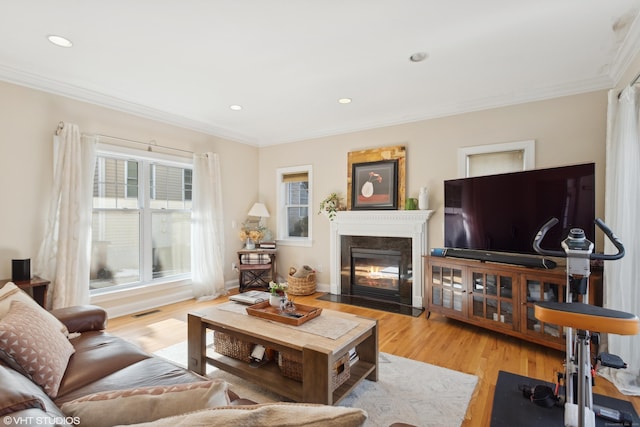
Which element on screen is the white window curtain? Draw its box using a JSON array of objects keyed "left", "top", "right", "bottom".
[
  {"left": 599, "top": 87, "right": 640, "bottom": 395},
  {"left": 35, "top": 123, "right": 97, "bottom": 309},
  {"left": 191, "top": 152, "right": 225, "bottom": 300}
]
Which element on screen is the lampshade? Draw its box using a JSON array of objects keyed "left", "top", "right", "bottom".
[{"left": 248, "top": 202, "right": 270, "bottom": 218}]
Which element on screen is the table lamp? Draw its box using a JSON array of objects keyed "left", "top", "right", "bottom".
[{"left": 248, "top": 202, "right": 270, "bottom": 227}]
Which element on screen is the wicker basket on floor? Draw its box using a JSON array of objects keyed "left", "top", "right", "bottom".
[
  {"left": 213, "top": 331, "right": 253, "bottom": 363},
  {"left": 277, "top": 350, "right": 350, "bottom": 391},
  {"left": 287, "top": 267, "right": 316, "bottom": 295}
]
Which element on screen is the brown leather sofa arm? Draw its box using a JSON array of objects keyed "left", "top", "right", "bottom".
[{"left": 50, "top": 305, "right": 108, "bottom": 333}]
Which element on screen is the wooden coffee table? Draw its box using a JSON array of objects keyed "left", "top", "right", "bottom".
[{"left": 187, "top": 303, "right": 378, "bottom": 405}]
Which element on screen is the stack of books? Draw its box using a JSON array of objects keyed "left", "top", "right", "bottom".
[
  {"left": 259, "top": 242, "right": 276, "bottom": 249},
  {"left": 229, "top": 290, "right": 271, "bottom": 305}
]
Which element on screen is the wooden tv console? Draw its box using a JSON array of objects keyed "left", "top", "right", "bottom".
[{"left": 423, "top": 255, "right": 602, "bottom": 350}]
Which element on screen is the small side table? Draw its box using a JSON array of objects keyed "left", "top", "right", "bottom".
[
  {"left": 237, "top": 248, "right": 277, "bottom": 292},
  {"left": 0, "top": 277, "right": 50, "bottom": 308}
]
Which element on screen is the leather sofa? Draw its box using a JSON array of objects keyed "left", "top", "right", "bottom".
[
  {"left": 0, "top": 303, "right": 372, "bottom": 427},
  {"left": 0, "top": 305, "right": 249, "bottom": 427}
]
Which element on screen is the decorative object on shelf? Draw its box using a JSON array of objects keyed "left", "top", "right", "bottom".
[
  {"left": 269, "top": 293, "right": 283, "bottom": 307},
  {"left": 281, "top": 296, "right": 296, "bottom": 312},
  {"left": 239, "top": 202, "right": 270, "bottom": 248},
  {"left": 350, "top": 159, "right": 399, "bottom": 210},
  {"left": 418, "top": 187, "right": 429, "bottom": 210},
  {"left": 259, "top": 241, "right": 276, "bottom": 249},
  {"left": 347, "top": 145, "right": 406, "bottom": 210},
  {"left": 245, "top": 238, "right": 256, "bottom": 250},
  {"left": 239, "top": 227, "right": 264, "bottom": 248},
  {"left": 268, "top": 281, "right": 288, "bottom": 295},
  {"left": 268, "top": 280, "right": 288, "bottom": 308},
  {"left": 268, "top": 280, "right": 288, "bottom": 307},
  {"left": 405, "top": 197, "right": 417, "bottom": 210},
  {"left": 318, "top": 192, "right": 342, "bottom": 220}
]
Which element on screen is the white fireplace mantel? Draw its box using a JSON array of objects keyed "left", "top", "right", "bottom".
[{"left": 330, "top": 210, "right": 434, "bottom": 308}]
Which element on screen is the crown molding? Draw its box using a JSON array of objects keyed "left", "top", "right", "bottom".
[
  {"left": 270, "top": 76, "right": 613, "bottom": 146},
  {"left": 608, "top": 11, "right": 640, "bottom": 87},
  {"left": 0, "top": 64, "right": 258, "bottom": 146},
  {"left": 0, "top": 63, "right": 617, "bottom": 147}
]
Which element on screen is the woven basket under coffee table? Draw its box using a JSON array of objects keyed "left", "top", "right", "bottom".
[
  {"left": 213, "top": 331, "right": 253, "bottom": 363},
  {"left": 278, "top": 350, "right": 350, "bottom": 391},
  {"left": 287, "top": 267, "right": 316, "bottom": 295}
]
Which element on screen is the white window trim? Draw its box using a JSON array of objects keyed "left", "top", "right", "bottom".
[
  {"left": 91, "top": 143, "right": 193, "bottom": 295},
  {"left": 276, "top": 164, "right": 313, "bottom": 247},
  {"left": 457, "top": 140, "right": 535, "bottom": 178}
]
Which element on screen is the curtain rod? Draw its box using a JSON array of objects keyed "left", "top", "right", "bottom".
[
  {"left": 54, "top": 121, "right": 193, "bottom": 156},
  {"left": 617, "top": 71, "right": 640, "bottom": 98},
  {"left": 93, "top": 133, "right": 194, "bottom": 156}
]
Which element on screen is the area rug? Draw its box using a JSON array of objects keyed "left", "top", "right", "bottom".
[
  {"left": 155, "top": 339, "right": 478, "bottom": 427},
  {"left": 491, "top": 370, "right": 640, "bottom": 427}
]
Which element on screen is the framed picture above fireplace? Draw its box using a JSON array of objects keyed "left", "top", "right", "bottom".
[
  {"left": 351, "top": 159, "right": 398, "bottom": 210},
  {"left": 347, "top": 145, "right": 406, "bottom": 210}
]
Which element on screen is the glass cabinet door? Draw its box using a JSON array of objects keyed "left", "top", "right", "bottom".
[
  {"left": 523, "top": 275, "right": 566, "bottom": 343},
  {"left": 470, "top": 270, "right": 515, "bottom": 329},
  {"left": 428, "top": 262, "right": 466, "bottom": 316}
]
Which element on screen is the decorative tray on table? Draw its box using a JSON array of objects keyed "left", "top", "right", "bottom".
[{"left": 246, "top": 301, "right": 322, "bottom": 326}]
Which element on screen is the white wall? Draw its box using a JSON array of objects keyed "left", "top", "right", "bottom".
[
  {"left": 258, "top": 91, "right": 609, "bottom": 287},
  {"left": 0, "top": 80, "right": 258, "bottom": 314},
  {"left": 0, "top": 76, "right": 631, "bottom": 313}
]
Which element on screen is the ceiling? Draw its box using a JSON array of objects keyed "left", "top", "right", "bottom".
[{"left": 1, "top": 1, "right": 640, "bottom": 147}]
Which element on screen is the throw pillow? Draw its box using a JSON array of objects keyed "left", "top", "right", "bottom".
[
  {"left": 0, "top": 365, "right": 46, "bottom": 416},
  {"left": 0, "top": 300, "right": 75, "bottom": 398},
  {"left": 114, "top": 403, "right": 367, "bottom": 427},
  {"left": 61, "top": 380, "right": 229, "bottom": 427},
  {"left": 0, "top": 393, "right": 45, "bottom": 417},
  {"left": 0, "top": 282, "right": 70, "bottom": 337}
]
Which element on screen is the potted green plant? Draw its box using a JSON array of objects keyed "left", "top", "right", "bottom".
[
  {"left": 268, "top": 281, "right": 288, "bottom": 307},
  {"left": 318, "top": 192, "right": 341, "bottom": 220}
]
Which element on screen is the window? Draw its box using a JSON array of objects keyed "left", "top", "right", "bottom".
[
  {"left": 458, "top": 140, "right": 535, "bottom": 178},
  {"left": 276, "top": 165, "right": 312, "bottom": 246},
  {"left": 90, "top": 146, "right": 192, "bottom": 292}
]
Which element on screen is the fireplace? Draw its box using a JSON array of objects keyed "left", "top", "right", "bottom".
[
  {"left": 341, "top": 236, "right": 412, "bottom": 305},
  {"left": 329, "top": 210, "right": 433, "bottom": 309},
  {"left": 351, "top": 248, "right": 402, "bottom": 298}
]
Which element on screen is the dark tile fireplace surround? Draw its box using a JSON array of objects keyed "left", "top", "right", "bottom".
[
  {"left": 340, "top": 235, "right": 412, "bottom": 305},
  {"left": 319, "top": 234, "right": 423, "bottom": 316}
]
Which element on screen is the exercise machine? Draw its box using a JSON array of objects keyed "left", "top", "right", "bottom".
[{"left": 532, "top": 218, "right": 639, "bottom": 427}]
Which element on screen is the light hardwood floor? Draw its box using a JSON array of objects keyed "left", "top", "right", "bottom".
[{"left": 107, "top": 292, "right": 640, "bottom": 427}]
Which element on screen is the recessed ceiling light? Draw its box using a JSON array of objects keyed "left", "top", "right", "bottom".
[
  {"left": 338, "top": 98, "right": 352, "bottom": 104},
  {"left": 409, "top": 52, "right": 428, "bottom": 62},
  {"left": 47, "top": 35, "right": 73, "bottom": 48},
  {"left": 229, "top": 104, "right": 243, "bottom": 111}
]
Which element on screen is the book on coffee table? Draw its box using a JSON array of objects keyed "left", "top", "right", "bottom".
[{"left": 229, "top": 290, "right": 271, "bottom": 305}]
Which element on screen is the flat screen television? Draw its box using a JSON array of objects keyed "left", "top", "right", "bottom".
[{"left": 444, "top": 163, "right": 595, "bottom": 256}]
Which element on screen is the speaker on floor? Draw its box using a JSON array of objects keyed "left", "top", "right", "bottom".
[{"left": 12, "top": 259, "right": 31, "bottom": 282}]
